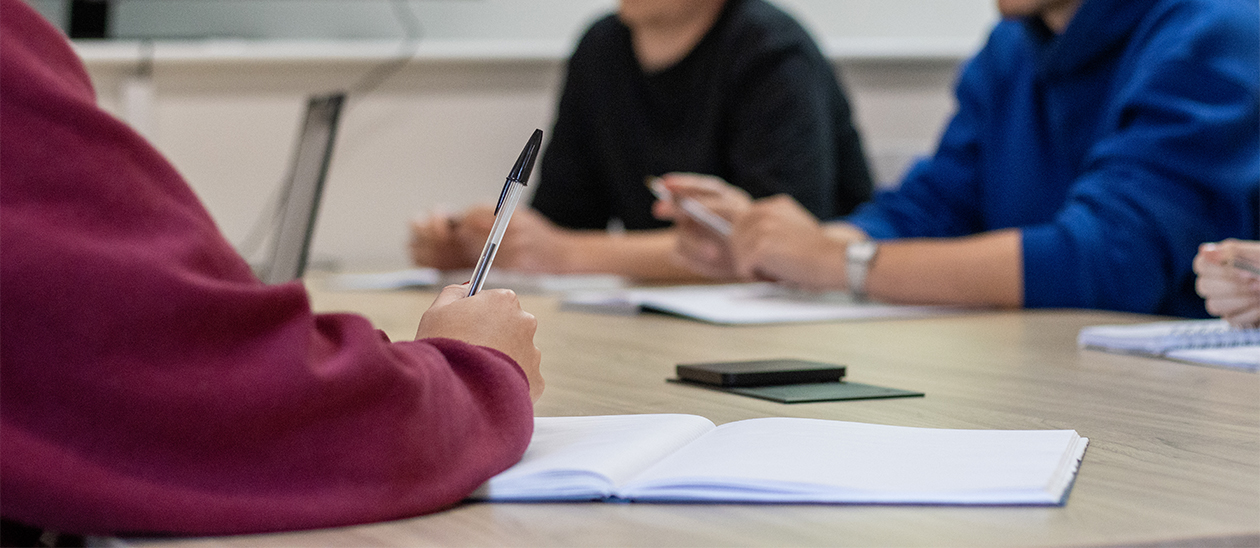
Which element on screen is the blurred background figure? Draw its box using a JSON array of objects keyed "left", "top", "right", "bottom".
[
  {"left": 661, "top": 0, "right": 1259, "bottom": 317},
  {"left": 410, "top": 0, "right": 872, "bottom": 281}
]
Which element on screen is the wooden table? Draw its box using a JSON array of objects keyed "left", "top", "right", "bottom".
[{"left": 121, "top": 284, "right": 1260, "bottom": 547}]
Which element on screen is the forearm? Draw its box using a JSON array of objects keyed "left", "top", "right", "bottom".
[
  {"left": 864, "top": 229, "right": 1023, "bottom": 308},
  {"left": 823, "top": 222, "right": 869, "bottom": 243},
  {"left": 563, "top": 229, "right": 707, "bottom": 281}
]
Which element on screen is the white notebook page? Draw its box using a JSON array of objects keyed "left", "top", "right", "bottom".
[
  {"left": 472, "top": 414, "right": 713, "bottom": 500},
  {"left": 623, "top": 417, "right": 1086, "bottom": 504}
]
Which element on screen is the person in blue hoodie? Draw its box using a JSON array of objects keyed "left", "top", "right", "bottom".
[{"left": 657, "top": 0, "right": 1259, "bottom": 317}]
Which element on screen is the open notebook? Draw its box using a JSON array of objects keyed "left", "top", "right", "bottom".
[
  {"left": 1078, "top": 319, "right": 1259, "bottom": 370},
  {"left": 560, "top": 282, "right": 962, "bottom": 325},
  {"left": 471, "top": 414, "right": 1088, "bottom": 505}
]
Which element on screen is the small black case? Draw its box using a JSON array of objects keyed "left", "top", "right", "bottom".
[{"left": 675, "top": 359, "right": 846, "bottom": 387}]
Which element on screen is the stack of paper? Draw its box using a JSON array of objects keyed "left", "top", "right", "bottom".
[{"left": 561, "top": 282, "right": 961, "bottom": 325}]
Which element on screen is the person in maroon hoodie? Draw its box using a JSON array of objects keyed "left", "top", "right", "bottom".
[{"left": 0, "top": 0, "right": 543, "bottom": 543}]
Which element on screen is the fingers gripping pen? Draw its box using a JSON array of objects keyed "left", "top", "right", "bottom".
[{"left": 467, "top": 129, "right": 543, "bottom": 296}]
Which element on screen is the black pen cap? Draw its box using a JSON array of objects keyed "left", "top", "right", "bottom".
[{"left": 507, "top": 129, "right": 543, "bottom": 186}]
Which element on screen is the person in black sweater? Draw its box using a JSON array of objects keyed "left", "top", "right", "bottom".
[{"left": 410, "top": 0, "right": 872, "bottom": 280}]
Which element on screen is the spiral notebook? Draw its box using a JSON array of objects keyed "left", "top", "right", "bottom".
[{"left": 1077, "top": 319, "right": 1260, "bottom": 370}]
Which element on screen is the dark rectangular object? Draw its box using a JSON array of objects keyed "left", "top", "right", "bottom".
[
  {"left": 68, "top": 0, "right": 110, "bottom": 39},
  {"left": 668, "top": 378, "right": 925, "bottom": 404},
  {"left": 676, "top": 359, "right": 845, "bottom": 387}
]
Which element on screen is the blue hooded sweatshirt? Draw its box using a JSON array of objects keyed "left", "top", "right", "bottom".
[{"left": 845, "top": 0, "right": 1259, "bottom": 317}]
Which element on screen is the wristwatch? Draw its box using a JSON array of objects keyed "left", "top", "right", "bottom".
[{"left": 845, "top": 240, "right": 879, "bottom": 299}]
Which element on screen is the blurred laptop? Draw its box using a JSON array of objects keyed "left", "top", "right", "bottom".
[{"left": 256, "top": 92, "right": 345, "bottom": 284}]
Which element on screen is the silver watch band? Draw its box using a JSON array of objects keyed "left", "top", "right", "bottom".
[{"left": 845, "top": 240, "right": 878, "bottom": 299}]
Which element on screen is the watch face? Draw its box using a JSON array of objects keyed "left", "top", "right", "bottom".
[
  {"left": 848, "top": 241, "right": 877, "bottom": 262},
  {"left": 846, "top": 241, "right": 877, "bottom": 297}
]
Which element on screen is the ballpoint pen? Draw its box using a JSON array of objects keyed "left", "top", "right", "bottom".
[
  {"left": 467, "top": 128, "right": 543, "bottom": 297},
  {"left": 1230, "top": 256, "right": 1260, "bottom": 276},
  {"left": 646, "top": 176, "right": 733, "bottom": 238}
]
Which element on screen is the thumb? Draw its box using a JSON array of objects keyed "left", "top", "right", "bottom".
[
  {"left": 652, "top": 197, "right": 680, "bottom": 220},
  {"left": 430, "top": 283, "right": 471, "bottom": 309}
]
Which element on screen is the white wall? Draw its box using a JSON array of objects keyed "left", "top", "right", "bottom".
[
  {"left": 35, "top": 0, "right": 995, "bottom": 46},
  {"left": 52, "top": 0, "right": 990, "bottom": 271}
]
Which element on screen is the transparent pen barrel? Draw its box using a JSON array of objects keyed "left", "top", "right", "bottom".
[{"left": 468, "top": 181, "right": 525, "bottom": 295}]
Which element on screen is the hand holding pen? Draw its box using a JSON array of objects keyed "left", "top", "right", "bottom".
[
  {"left": 409, "top": 205, "right": 480, "bottom": 270},
  {"left": 649, "top": 173, "right": 753, "bottom": 280},
  {"left": 1193, "top": 239, "right": 1260, "bottom": 328},
  {"left": 650, "top": 173, "right": 852, "bottom": 290},
  {"left": 647, "top": 176, "right": 732, "bottom": 237},
  {"left": 417, "top": 282, "right": 544, "bottom": 402},
  {"left": 408, "top": 132, "right": 568, "bottom": 275}
]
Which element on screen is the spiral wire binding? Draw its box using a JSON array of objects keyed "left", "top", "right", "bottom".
[{"left": 1162, "top": 321, "right": 1260, "bottom": 351}]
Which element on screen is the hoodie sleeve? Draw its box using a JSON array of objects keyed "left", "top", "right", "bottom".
[
  {"left": 844, "top": 4, "right": 1258, "bottom": 316},
  {"left": 0, "top": 0, "right": 533, "bottom": 536},
  {"left": 1019, "top": 2, "right": 1259, "bottom": 314}
]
